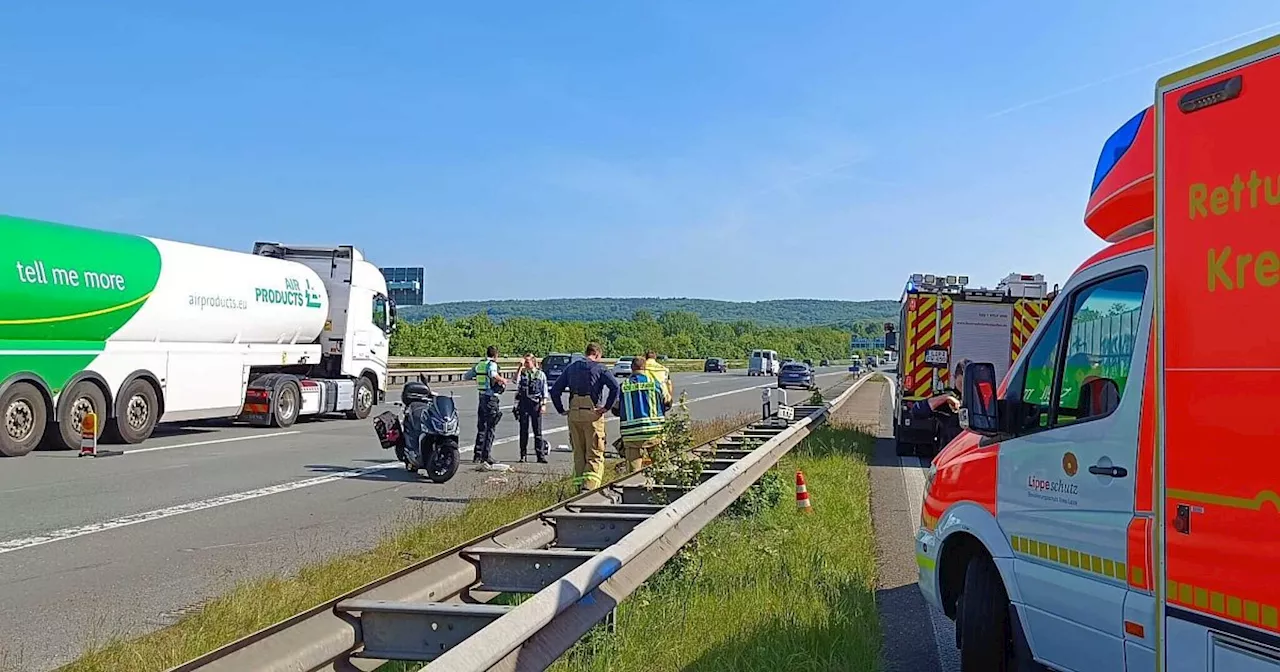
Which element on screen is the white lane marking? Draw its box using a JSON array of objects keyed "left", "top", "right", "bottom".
[
  {"left": 0, "top": 376, "right": 840, "bottom": 555},
  {"left": 124, "top": 431, "right": 302, "bottom": 455},
  {"left": 883, "top": 374, "right": 959, "bottom": 671}
]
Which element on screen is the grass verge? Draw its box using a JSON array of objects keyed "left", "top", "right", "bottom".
[
  {"left": 546, "top": 422, "right": 880, "bottom": 672},
  {"left": 59, "top": 412, "right": 753, "bottom": 672}
]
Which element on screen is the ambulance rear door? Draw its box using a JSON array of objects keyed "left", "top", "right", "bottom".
[{"left": 1157, "top": 35, "right": 1280, "bottom": 671}]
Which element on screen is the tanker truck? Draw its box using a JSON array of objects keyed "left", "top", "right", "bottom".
[{"left": 0, "top": 214, "right": 394, "bottom": 457}]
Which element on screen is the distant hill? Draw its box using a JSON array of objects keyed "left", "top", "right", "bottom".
[{"left": 397, "top": 298, "right": 899, "bottom": 328}]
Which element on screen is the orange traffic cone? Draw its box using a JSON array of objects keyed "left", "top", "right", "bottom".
[{"left": 795, "top": 470, "right": 813, "bottom": 513}]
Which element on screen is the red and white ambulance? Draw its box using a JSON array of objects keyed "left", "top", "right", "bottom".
[{"left": 915, "top": 34, "right": 1280, "bottom": 671}]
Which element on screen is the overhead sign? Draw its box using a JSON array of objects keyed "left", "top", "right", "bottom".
[{"left": 850, "top": 336, "right": 886, "bottom": 349}]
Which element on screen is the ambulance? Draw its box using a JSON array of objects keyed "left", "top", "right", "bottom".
[
  {"left": 915, "top": 35, "right": 1280, "bottom": 671},
  {"left": 893, "top": 272, "right": 1050, "bottom": 458}
]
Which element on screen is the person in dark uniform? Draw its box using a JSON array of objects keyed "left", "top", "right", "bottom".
[
  {"left": 549, "top": 343, "right": 621, "bottom": 491},
  {"left": 514, "top": 353, "right": 550, "bottom": 463},
  {"left": 908, "top": 358, "right": 970, "bottom": 452}
]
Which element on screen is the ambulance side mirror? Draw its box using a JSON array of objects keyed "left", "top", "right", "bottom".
[{"left": 959, "top": 362, "right": 1000, "bottom": 436}]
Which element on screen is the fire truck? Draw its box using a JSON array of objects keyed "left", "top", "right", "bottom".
[
  {"left": 892, "top": 272, "right": 1050, "bottom": 457},
  {"left": 915, "top": 35, "right": 1280, "bottom": 671}
]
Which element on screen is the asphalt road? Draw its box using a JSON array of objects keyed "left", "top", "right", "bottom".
[
  {"left": 0, "top": 367, "right": 849, "bottom": 671},
  {"left": 860, "top": 375, "right": 959, "bottom": 672}
]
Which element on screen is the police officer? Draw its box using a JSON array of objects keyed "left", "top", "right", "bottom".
[
  {"left": 549, "top": 343, "right": 620, "bottom": 491},
  {"left": 515, "top": 353, "right": 549, "bottom": 463},
  {"left": 616, "top": 356, "right": 668, "bottom": 473},
  {"left": 471, "top": 345, "right": 509, "bottom": 468}
]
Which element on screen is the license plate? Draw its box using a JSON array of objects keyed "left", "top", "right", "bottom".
[{"left": 924, "top": 347, "right": 949, "bottom": 367}]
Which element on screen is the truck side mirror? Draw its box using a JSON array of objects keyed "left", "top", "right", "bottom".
[{"left": 959, "top": 361, "right": 1000, "bottom": 435}]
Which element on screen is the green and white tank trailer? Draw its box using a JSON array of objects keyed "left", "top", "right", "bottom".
[{"left": 0, "top": 214, "right": 393, "bottom": 457}]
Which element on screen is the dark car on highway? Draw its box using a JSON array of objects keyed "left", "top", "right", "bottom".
[
  {"left": 778, "top": 362, "right": 815, "bottom": 390},
  {"left": 703, "top": 357, "right": 728, "bottom": 373},
  {"left": 542, "top": 353, "right": 584, "bottom": 388},
  {"left": 820, "top": 359, "right": 831, "bottom": 367}
]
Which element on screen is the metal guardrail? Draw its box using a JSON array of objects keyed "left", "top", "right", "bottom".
[
  {"left": 386, "top": 358, "right": 706, "bottom": 387},
  {"left": 169, "top": 373, "right": 870, "bottom": 672}
]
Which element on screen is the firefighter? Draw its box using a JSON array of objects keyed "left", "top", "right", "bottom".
[
  {"left": 470, "top": 345, "right": 509, "bottom": 468},
  {"left": 643, "top": 350, "right": 674, "bottom": 407},
  {"left": 549, "top": 343, "right": 620, "bottom": 491},
  {"left": 514, "top": 353, "right": 549, "bottom": 463},
  {"left": 614, "top": 356, "right": 668, "bottom": 473}
]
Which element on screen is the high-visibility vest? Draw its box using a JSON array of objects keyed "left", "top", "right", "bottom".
[
  {"left": 644, "top": 358, "right": 673, "bottom": 399},
  {"left": 474, "top": 359, "right": 496, "bottom": 393},
  {"left": 620, "top": 374, "right": 665, "bottom": 441}
]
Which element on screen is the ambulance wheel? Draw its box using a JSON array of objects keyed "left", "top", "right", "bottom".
[
  {"left": 106, "top": 379, "right": 159, "bottom": 445},
  {"left": 271, "top": 380, "right": 300, "bottom": 428},
  {"left": 1, "top": 382, "right": 46, "bottom": 457},
  {"left": 346, "top": 376, "right": 375, "bottom": 420},
  {"left": 957, "top": 555, "right": 1014, "bottom": 672},
  {"left": 53, "top": 381, "right": 107, "bottom": 451}
]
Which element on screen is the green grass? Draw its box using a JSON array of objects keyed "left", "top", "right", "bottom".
[
  {"left": 545, "top": 423, "right": 881, "bottom": 672},
  {"left": 56, "top": 413, "right": 751, "bottom": 672}
]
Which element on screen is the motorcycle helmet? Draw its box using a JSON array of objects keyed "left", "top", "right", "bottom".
[{"left": 402, "top": 381, "right": 433, "bottom": 405}]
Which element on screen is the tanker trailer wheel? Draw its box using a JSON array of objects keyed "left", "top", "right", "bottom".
[
  {"left": 346, "top": 376, "right": 375, "bottom": 420},
  {"left": 271, "top": 379, "right": 300, "bottom": 428},
  {"left": 53, "top": 381, "right": 107, "bottom": 451},
  {"left": 1, "top": 382, "right": 47, "bottom": 457},
  {"left": 105, "top": 379, "right": 159, "bottom": 445}
]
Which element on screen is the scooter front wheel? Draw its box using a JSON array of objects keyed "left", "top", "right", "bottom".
[{"left": 426, "top": 438, "right": 460, "bottom": 483}]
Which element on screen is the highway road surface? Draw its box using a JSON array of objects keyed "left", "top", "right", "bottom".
[
  {"left": 0, "top": 367, "right": 848, "bottom": 671},
  {"left": 858, "top": 375, "right": 959, "bottom": 672}
]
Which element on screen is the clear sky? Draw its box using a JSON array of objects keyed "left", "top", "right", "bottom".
[{"left": 3, "top": 2, "right": 1278, "bottom": 303}]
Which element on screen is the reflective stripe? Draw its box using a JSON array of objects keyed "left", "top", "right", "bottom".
[
  {"left": 1167, "top": 578, "right": 1280, "bottom": 630},
  {"left": 620, "top": 377, "right": 663, "bottom": 440},
  {"left": 1010, "top": 534, "right": 1128, "bottom": 583}
]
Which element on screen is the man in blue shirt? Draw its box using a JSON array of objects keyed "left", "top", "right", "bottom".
[
  {"left": 550, "top": 342, "right": 621, "bottom": 491},
  {"left": 471, "top": 345, "right": 509, "bottom": 468}
]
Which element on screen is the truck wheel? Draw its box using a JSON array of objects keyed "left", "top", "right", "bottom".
[
  {"left": 957, "top": 555, "right": 1014, "bottom": 671},
  {"left": 271, "top": 380, "right": 300, "bottom": 428},
  {"left": 53, "top": 381, "right": 107, "bottom": 451},
  {"left": 346, "top": 376, "right": 375, "bottom": 420},
  {"left": 107, "top": 379, "right": 159, "bottom": 445},
  {"left": 1, "top": 382, "right": 46, "bottom": 457}
]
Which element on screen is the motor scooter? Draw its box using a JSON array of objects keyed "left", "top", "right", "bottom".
[{"left": 373, "top": 377, "right": 461, "bottom": 483}]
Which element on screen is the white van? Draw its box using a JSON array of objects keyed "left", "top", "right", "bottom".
[{"left": 747, "top": 350, "right": 779, "bottom": 376}]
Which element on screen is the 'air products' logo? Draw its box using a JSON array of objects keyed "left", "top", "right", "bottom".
[{"left": 256, "top": 278, "right": 323, "bottom": 309}]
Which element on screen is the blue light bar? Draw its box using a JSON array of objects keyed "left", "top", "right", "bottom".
[{"left": 1090, "top": 108, "right": 1147, "bottom": 195}]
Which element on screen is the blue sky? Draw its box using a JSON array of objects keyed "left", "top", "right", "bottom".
[{"left": 3, "top": 2, "right": 1278, "bottom": 303}]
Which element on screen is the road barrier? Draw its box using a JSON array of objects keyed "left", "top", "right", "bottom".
[
  {"left": 168, "top": 373, "right": 870, "bottom": 672},
  {"left": 385, "top": 358, "right": 837, "bottom": 386}
]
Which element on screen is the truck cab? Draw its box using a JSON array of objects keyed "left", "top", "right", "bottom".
[
  {"left": 916, "top": 36, "right": 1280, "bottom": 671},
  {"left": 253, "top": 243, "right": 392, "bottom": 404}
]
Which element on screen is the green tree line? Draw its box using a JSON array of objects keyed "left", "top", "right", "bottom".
[
  {"left": 391, "top": 310, "right": 870, "bottom": 360},
  {"left": 397, "top": 297, "right": 898, "bottom": 328}
]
